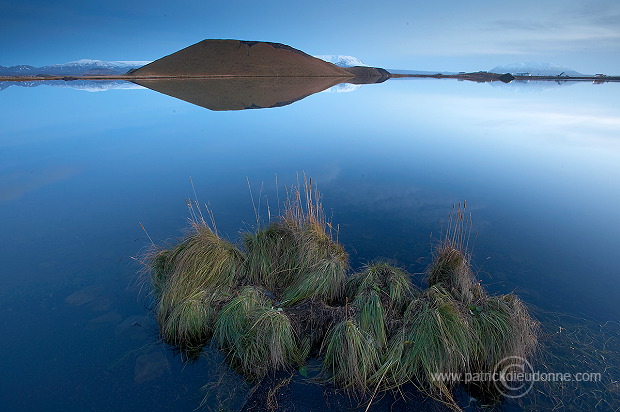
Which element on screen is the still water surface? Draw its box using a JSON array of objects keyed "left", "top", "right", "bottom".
[{"left": 1, "top": 78, "right": 619, "bottom": 410}]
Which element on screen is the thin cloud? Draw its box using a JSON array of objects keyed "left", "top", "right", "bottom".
[
  {"left": 0, "top": 166, "right": 78, "bottom": 203},
  {"left": 482, "top": 1, "right": 620, "bottom": 55},
  {"left": 488, "top": 19, "right": 562, "bottom": 32}
]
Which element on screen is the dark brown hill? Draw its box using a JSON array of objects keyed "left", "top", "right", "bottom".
[{"left": 130, "top": 39, "right": 353, "bottom": 78}]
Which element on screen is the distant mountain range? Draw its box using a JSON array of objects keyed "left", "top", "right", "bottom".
[
  {"left": 489, "top": 62, "right": 587, "bottom": 77},
  {"left": 0, "top": 59, "right": 150, "bottom": 76}
]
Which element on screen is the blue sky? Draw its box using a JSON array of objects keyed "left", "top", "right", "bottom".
[{"left": 1, "top": 0, "right": 619, "bottom": 74}]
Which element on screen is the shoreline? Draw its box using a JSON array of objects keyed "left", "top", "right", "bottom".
[
  {"left": 389, "top": 72, "right": 620, "bottom": 82},
  {"left": 2, "top": 72, "right": 619, "bottom": 83}
]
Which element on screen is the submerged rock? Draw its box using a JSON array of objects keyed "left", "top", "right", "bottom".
[
  {"left": 115, "top": 315, "right": 150, "bottom": 340},
  {"left": 65, "top": 285, "right": 104, "bottom": 306},
  {"left": 134, "top": 350, "right": 169, "bottom": 384},
  {"left": 85, "top": 311, "right": 122, "bottom": 331}
]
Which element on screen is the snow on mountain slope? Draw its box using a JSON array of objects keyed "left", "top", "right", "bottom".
[
  {"left": 0, "top": 65, "right": 36, "bottom": 75},
  {"left": 490, "top": 62, "right": 586, "bottom": 76},
  {"left": 314, "top": 55, "right": 368, "bottom": 67},
  {"left": 45, "top": 59, "right": 151, "bottom": 69}
]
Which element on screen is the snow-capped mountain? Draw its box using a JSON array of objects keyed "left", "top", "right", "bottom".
[
  {"left": 0, "top": 60, "right": 151, "bottom": 76},
  {"left": 489, "top": 62, "right": 586, "bottom": 77},
  {"left": 314, "top": 55, "right": 368, "bottom": 67},
  {"left": 0, "top": 65, "right": 36, "bottom": 75},
  {"left": 44, "top": 59, "right": 151, "bottom": 71}
]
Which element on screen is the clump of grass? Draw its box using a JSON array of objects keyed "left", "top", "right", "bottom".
[
  {"left": 158, "top": 289, "right": 221, "bottom": 348},
  {"left": 167, "top": 222, "right": 245, "bottom": 290},
  {"left": 386, "top": 266, "right": 418, "bottom": 313},
  {"left": 466, "top": 294, "right": 540, "bottom": 400},
  {"left": 376, "top": 285, "right": 472, "bottom": 402},
  {"left": 496, "top": 294, "right": 539, "bottom": 361},
  {"left": 427, "top": 244, "right": 478, "bottom": 304},
  {"left": 143, "top": 185, "right": 540, "bottom": 409},
  {"left": 283, "top": 179, "right": 347, "bottom": 304},
  {"left": 244, "top": 219, "right": 347, "bottom": 306},
  {"left": 149, "top": 221, "right": 245, "bottom": 348},
  {"left": 244, "top": 177, "right": 348, "bottom": 306},
  {"left": 243, "top": 222, "right": 301, "bottom": 291},
  {"left": 281, "top": 251, "right": 347, "bottom": 305},
  {"left": 213, "top": 286, "right": 300, "bottom": 379},
  {"left": 427, "top": 202, "right": 482, "bottom": 304},
  {"left": 354, "top": 290, "right": 387, "bottom": 348},
  {"left": 151, "top": 222, "right": 245, "bottom": 308},
  {"left": 348, "top": 262, "right": 417, "bottom": 316},
  {"left": 322, "top": 319, "right": 381, "bottom": 391},
  {"left": 469, "top": 295, "right": 514, "bottom": 373},
  {"left": 213, "top": 286, "right": 270, "bottom": 361},
  {"left": 253, "top": 306, "right": 300, "bottom": 369}
]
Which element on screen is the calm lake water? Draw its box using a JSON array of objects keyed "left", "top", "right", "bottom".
[{"left": 1, "top": 78, "right": 619, "bottom": 411}]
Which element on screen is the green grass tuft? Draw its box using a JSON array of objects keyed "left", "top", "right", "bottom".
[
  {"left": 253, "top": 306, "right": 300, "bottom": 369},
  {"left": 166, "top": 222, "right": 245, "bottom": 290},
  {"left": 243, "top": 178, "right": 349, "bottom": 306},
  {"left": 150, "top": 222, "right": 245, "bottom": 348},
  {"left": 354, "top": 290, "right": 387, "bottom": 348},
  {"left": 386, "top": 265, "right": 417, "bottom": 313},
  {"left": 158, "top": 289, "right": 221, "bottom": 348},
  {"left": 322, "top": 319, "right": 381, "bottom": 391},
  {"left": 427, "top": 244, "right": 478, "bottom": 304},
  {"left": 213, "top": 286, "right": 300, "bottom": 379},
  {"left": 377, "top": 285, "right": 472, "bottom": 400},
  {"left": 243, "top": 222, "right": 301, "bottom": 290},
  {"left": 347, "top": 262, "right": 417, "bottom": 317},
  {"left": 427, "top": 201, "right": 482, "bottom": 304},
  {"left": 281, "top": 251, "right": 347, "bottom": 305},
  {"left": 213, "top": 286, "right": 270, "bottom": 355},
  {"left": 466, "top": 293, "right": 540, "bottom": 399}
]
